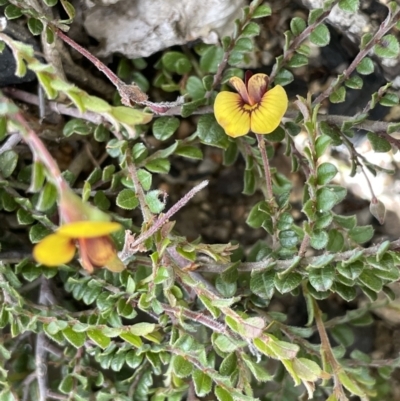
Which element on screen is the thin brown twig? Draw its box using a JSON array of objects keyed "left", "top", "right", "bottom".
[
  {"left": 196, "top": 236, "right": 400, "bottom": 273},
  {"left": 119, "top": 180, "right": 209, "bottom": 260},
  {"left": 313, "top": 8, "right": 400, "bottom": 106},
  {"left": 2, "top": 87, "right": 106, "bottom": 124}
]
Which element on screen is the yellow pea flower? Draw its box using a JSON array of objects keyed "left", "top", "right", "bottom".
[
  {"left": 214, "top": 72, "right": 288, "bottom": 138},
  {"left": 33, "top": 221, "right": 125, "bottom": 273}
]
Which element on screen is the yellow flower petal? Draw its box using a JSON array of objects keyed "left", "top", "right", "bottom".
[
  {"left": 58, "top": 221, "right": 122, "bottom": 238},
  {"left": 228, "top": 76, "right": 250, "bottom": 104},
  {"left": 214, "top": 91, "right": 251, "bottom": 137},
  {"left": 247, "top": 73, "right": 268, "bottom": 105},
  {"left": 33, "top": 233, "right": 76, "bottom": 266},
  {"left": 250, "top": 85, "right": 288, "bottom": 134}
]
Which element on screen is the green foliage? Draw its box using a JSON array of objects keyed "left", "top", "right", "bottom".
[{"left": 1, "top": 0, "right": 400, "bottom": 400}]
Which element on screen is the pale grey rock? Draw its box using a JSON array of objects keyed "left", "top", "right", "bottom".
[{"left": 84, "top": 0, "right": 245, "bottom": 58}]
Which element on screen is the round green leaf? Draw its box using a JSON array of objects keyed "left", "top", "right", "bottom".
[
  {"left": 290, "top": 17, "right": 306, "bottom": 36},
  {"left": 338, "top": 0, "right": 360, "bottom": 13},
  {"left": 250, "top": 270, "right": 275, "bottom": 299},
  {"left": 153, "top": 117, "right": 180, "bottom": 141},
  {"left": 172, "top": 355, "right": 193, "bottom": 378},
  {"left": 317, "top": 162, "right": 338, "bottom": 185},
  {"left": 310, "top": 24, "right": 330, "bottom": 47},
  {"left": 252, "top": 4, "right": 271, "bottom": 18},
  {"left": 0, "top": 150, "right": 18, "bottom": 178},
  {"left": 274, "top": 272, "right": 302, "bottom": 294},
  {"left": 349, "top": 225, "right": 374, "bottom": 244},
  {"left": 356, "top": 57, "right": 374, "bottom": 75},
  {"left": 310, "top": 230, "right": 329, "bottom": 250},
  {"left": 309, "top": 265, "right": 334, "bottom": 292},
  {"left": 327, "top": 229, "right": 344, "bottom": 252},
  {"left": 116, "top": 188, "right": 139, "bottom": 210},
  {"left": 162, "top": 51, "right": 192, "bottom": 74},
  {"left": 329, "top": 86, "right": 346, "bottom": 103},
  {"left": 367, "top": 132, "right": 391, "bottom": 153},
  {"left": 27, "top": 18, "right": 44, "bottom": 35},
  {"left": 374, "top": 34, "right": 400, "bottom": 59},
  {"left": 274, "top": 69, "right": 294, "bottom": 86},
  {"left": 196, "top": 114, "right": 229, "bottom": 149}
]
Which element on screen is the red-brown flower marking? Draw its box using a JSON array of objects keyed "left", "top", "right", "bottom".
[{"left": 214, "top": 72, "right": 288, "bottom": 138}]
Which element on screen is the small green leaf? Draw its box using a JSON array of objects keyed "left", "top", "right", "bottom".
[
  {"left": 317, "top": 162, "right": 337, "bottom": 185},
  {"left": 358, "top": 270, "right": 382, "bottom": 292},
  {"left": 120, "top": 332, "right": 142, "bottom": 348},
  {"left": 186, "top": 76, "right": 206, "bottom": 100},
  {"left": 200, "top": 46, "right": 224, "bottom": 73},
  {"left": 234, "top": 37, "right": 253, "bottom": 53},
  {"left": 62, "top": 327, "right": 86, "bottom": 348},
  {"left": 338, "top": 0, "right": 360, "bottom": 13},
  {"left": 319, "top": 122, "right": 342, "bottom": 145},
  {"left": 116, "top": 188, "right": 139, "bottom": 210},
  {"left": 249, "top": 270, "right": 275, "bottom": 299},
  {"left": 93, "top": 191, "right": 110, "bottom": 211},
  {"left": 310, "top": 230, "right": 329, "bottom": 250},
  {"left": 252, "top": 4, "right": 271, "bottom": 18},
  {"left": 333, "top": 213, "right": 356, "bottom": 229},
  {"left": 162, "top": 51, "right": 192, "bottom": 74},
  {"left": 274, "top": 272, "right": 302, "bottom": 294},
  {"left": 111, "top": 106, "right": 152, "bottom": 126},
  {"left": 82, "top": 95, "right": 111, "bottom": 113},
  {"left": 309, "top": 265, "right": 334, "bottom": 292},
  {"left": 367, "top": 132, "right": 391, "bottom": 153},
  {"left": 349, "top": 225, "right": 374, "bottom": 244},
  {"left": 172, "top": 355, "right": 193, "bottom": 378},
  {"left": 287, "top": 53, "right": 308, "bottom": 68},
  {"left": 345, "top": 75, "right": 363, "bottom": 89},
  {"left": 290, "top": 17, "right": 306, "bottom": 36},
  {"left": 193, "top": 370, "right": 212, "bottom": 397},
  {"left": 87, "top": 329, "right": 111, "bottom": 349},
  {"left": 27, "top": 18, "right": 44, "bottom": 35},
  {"left": 152, "top": 117, "right": 180, "bottom": 141},
  {"left": 374, "top": 34, "right": 400, "bottom": 59},
  {"left": 292, "top": 358, "right": 322, "bottom": 382},
  {"left": 29, "top": 224, "right": 51, "bottom": 244},
  {"left": 0, "top": 117, "right": 6, "bottom": 141},
  {"left": 145, "top": 158, "right": 170, "bottom": 174},
  {"left": 334, "top": 282, "right": 357, "bottom": 301},
  {"left": 59, "top": 375, "right": 74, "bottom": 394},
  {"left": 309, "top": 24, "right": 330, "bottom": 47},
  {"left": 5, "top": 4, "right": 23, "bottom": 19},
  {"left": 388, "top": 122, "right": 400, "bottom": 134},
  {"left": 274, "top": 69, "right": 294, "bottom": 86},
  {"left": 329, "top": 86, "right": 346, "bottom": 103},
  {"left": 279, "top": 230, "right": 299, "bottom": 248},
  {"left": 356, "top": 57, "right": 374, "bottom": 75},
  {"left": 316, "top": 187, "right": 339, "bottom": 212},
  {"left": 145, "top": 189, "right": 165, "bottom": 214},
  {"left": 36, "top": 182, "right": 57, "bottom": 212},
  {"left": 130, "top": 322, "right": 155, "bottom": 336},
  {"left": 242, "top": 353, "right": 273, "bottom": 382},
  {"left": 380, "top": 92, "right": 399, "bottom": 107},
  {"left": 241, "top": 22, "right": 260, "bottom": 37},
  {"left": 215, "top": 386, "right": 233, "bottom": 401},
  {"left": 315, "top": 134, "right": 332, "bottom": 157},
  {"left": 175, "top": 145, "right": 203, "bottom": 160},
  {"left": 327, "top": 229, "right": 344, "bottom": 252},
  {"left": 63, "top": 119, "right": 92, "bottom": 136},
  {"left": 197, "top": 114, "right": 230, "bottom": 149},
  {"left": 0, "top": 150, "right": 18, "bottom": 178}
]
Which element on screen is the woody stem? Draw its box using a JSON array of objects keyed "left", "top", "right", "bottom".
[{"left": 256, "top": 134, "right": 273, "bottom": 202}]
